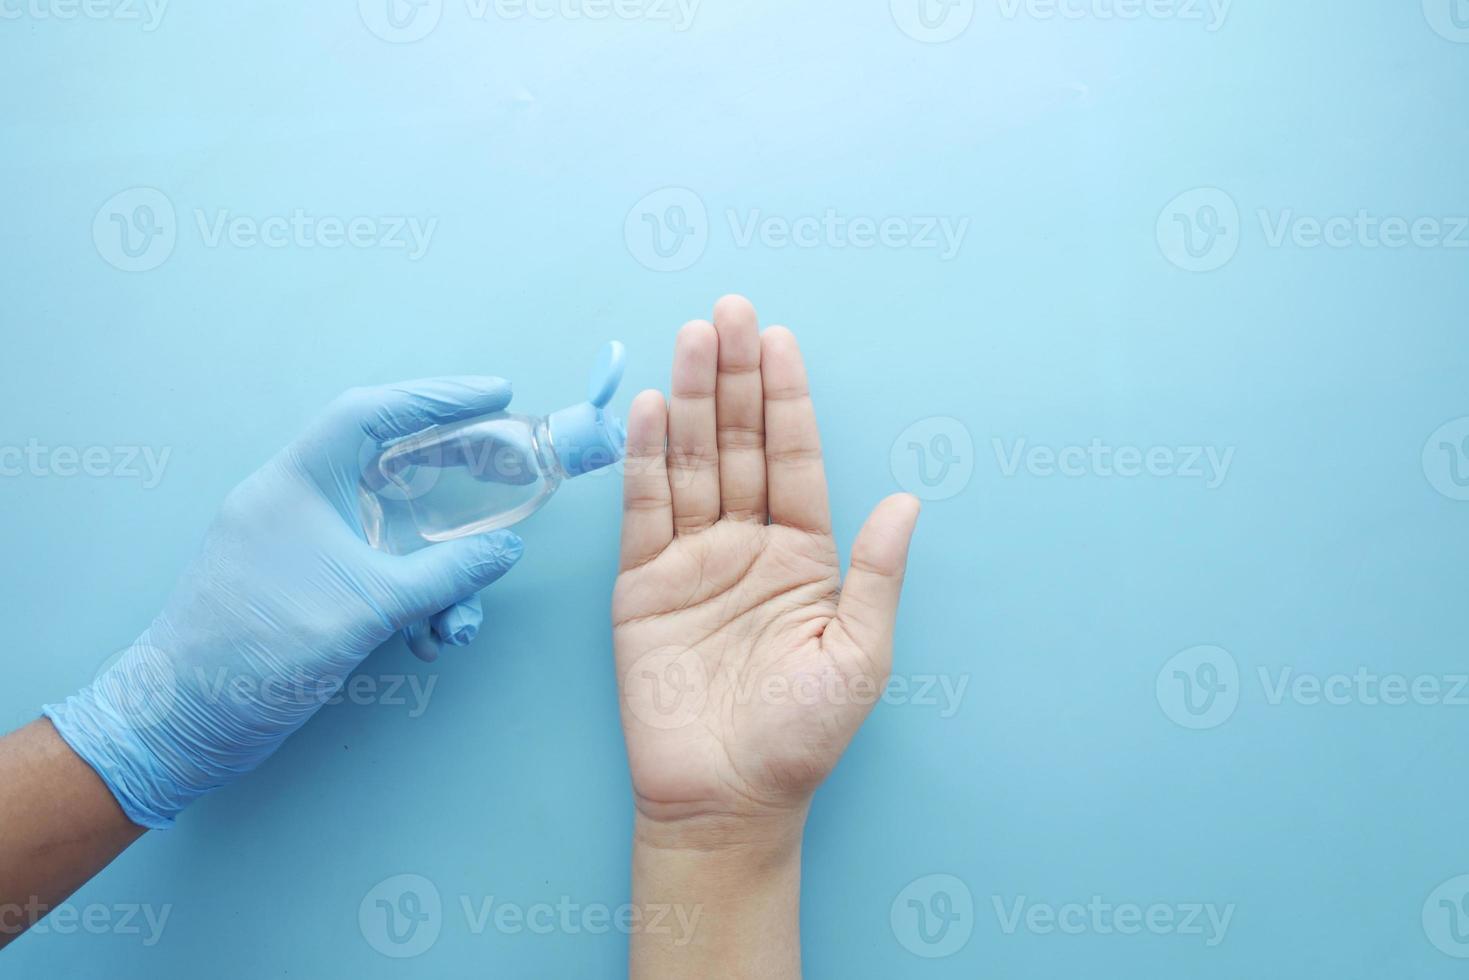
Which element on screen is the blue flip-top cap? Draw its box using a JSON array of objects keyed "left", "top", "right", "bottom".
[{"left": 547, "top": 341, "right": 627, "bottom": 479}]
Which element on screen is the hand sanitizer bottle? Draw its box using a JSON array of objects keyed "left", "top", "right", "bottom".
[{"left": 359, "top": 342, "right": 627, "bottom": 553}]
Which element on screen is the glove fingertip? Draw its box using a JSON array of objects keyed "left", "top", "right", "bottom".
[
  {"left": 404, "top": 623, "right": 441, "bottom": 663},
  {"left": 471, "top": 530, "right": 524, "bottom": 578},
  {"left": 433, "top": 599, "right": 483, "bottom": 647},
  {"left": 436, "top": 375, "right": 514, "bottom": 411}
]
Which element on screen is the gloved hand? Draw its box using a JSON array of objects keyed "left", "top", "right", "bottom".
[{"left": 44, "top": 378, "right": 525, "bottom": 829}]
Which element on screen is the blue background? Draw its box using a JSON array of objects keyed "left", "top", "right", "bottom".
[{"left": 3, "top": 0, "right": 1468, "bottom": 975}]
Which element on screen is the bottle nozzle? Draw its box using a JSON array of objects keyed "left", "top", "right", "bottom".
[{"left": 547, "top": 341, "right": 627, "bottom": 479}]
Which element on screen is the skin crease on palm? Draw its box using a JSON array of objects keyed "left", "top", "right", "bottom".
[{"left": 612, "top": 294, "right": 922, "bottom": 840}]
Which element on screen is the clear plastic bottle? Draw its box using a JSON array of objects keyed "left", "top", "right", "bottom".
[{"left": 359, "top": 342, "right": 627, "bottom": 553}]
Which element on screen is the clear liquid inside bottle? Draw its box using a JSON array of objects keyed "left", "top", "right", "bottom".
[{"left": 359, "top": 412, "right": 563, "bottom": 551}]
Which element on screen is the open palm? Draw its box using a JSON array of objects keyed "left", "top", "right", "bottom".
[{"left": 613, "top": 296, "right": 920, "bottom": 828}]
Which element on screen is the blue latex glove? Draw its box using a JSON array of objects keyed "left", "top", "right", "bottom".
[{"left": 43, "top": 377, "right": 525, "bottom": 829}]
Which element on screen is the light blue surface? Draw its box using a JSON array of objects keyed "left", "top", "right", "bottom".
[{"left": 2, "top": 1, "right": 1467, "bottom": 976}]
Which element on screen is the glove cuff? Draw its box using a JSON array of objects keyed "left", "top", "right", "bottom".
[{"left": 42, "top": 644, "right": 203, "bottom": 830}]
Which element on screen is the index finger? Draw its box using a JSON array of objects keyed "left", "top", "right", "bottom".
[{"left": 761, "top": 327, "right": 830, "bottom": 535}]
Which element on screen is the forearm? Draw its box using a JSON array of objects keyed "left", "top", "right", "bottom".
[
  {"left": 629, "top": 812, "right": 806, "bottom": 980},
  {"left": 0, "top": 719, "right": 146, "bottom": 949}
]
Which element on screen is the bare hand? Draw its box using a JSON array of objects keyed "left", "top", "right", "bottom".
[{"left": 613, "top": 295, "right": 921, "bottom": 840}]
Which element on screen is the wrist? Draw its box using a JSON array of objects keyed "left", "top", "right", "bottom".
[
  {"left": 43, "top": 637, "right": 206, "bottom": 830},
  {"left": 630, "top": 809, "right": 807, "bottom": 978},
  {"left": 633, "top": 805, "right": 809, "bottom": 864}
]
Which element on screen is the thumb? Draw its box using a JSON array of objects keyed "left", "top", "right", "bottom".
[
  {"left": 387, "top": 530, "right": 524, "bottom": 627},
  {"left": 301, "top": 376, "right": 515, "bottom": 473},
  {"left": 341, "top": 376, "right": 514, "bottom": 445},
  {"left": 831, "top": 494, "right": 921, "bottom": 676}
]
